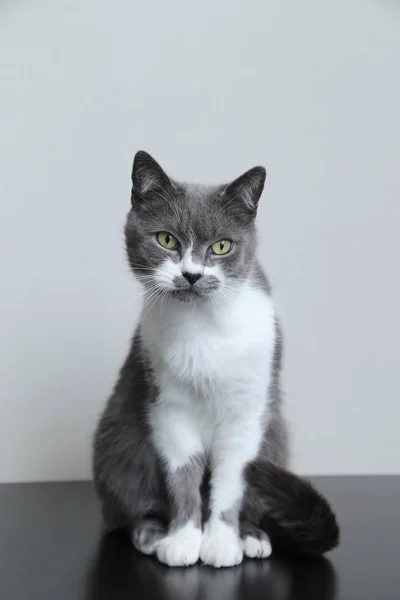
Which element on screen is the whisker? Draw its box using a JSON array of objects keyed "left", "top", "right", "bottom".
[
  {"left": 141, "top": 287, "right": 163, "bottom": 312},
  {"left": 142, "top": 288, "right": 164, "bottom": 321}
]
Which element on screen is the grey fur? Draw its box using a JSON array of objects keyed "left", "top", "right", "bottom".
[
  {"left": 131, "top": 454, "right": 205, "bottom": 555},
  {"left": 93, "top": 151, "right": 339, "bottom": 562},
  {"left": 168, "top": 454, "right": 206, "bottom": 530},
  {"left": 93, "top": 333, "right": 167, "bottom": 532},
  {"left": 220, "top": 499, "right": 242, "bottom": 530},
  {"left": 132, "top": 518, "right": 167, "bottom": 555}
]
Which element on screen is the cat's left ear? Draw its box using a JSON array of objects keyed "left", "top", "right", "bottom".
[{"left": 223, "top": 166, "right": 266, "bottom": 212}]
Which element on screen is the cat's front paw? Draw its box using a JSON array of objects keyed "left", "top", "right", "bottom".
[
  {"left": 156, "top": 521, "right": 202, "bottom": 567},
  {"left": 200, "top": 520, "right": 243, "bottom": 568}
]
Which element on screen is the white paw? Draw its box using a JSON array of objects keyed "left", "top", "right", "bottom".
[
  {"left": 243, "top": 534, "right": 272, "bottom": 559},
  {"left": 200, "top": 520, "right": 243, "bottom": 568},
  {"left": 156, "top": 522, "right": 202, "bottom": 567}
]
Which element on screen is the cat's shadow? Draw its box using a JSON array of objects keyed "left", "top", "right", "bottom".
[{"left": 85, "top": 531, "right": 337, "bottom": 600}]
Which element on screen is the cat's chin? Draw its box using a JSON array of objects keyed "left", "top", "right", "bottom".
[{"left": 170, "top": 288, "right": 214, "bottom": 303}]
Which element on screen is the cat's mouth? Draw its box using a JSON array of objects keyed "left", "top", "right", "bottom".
[{"left": 171, "top": 286, "right": 217, "bottom": 303}]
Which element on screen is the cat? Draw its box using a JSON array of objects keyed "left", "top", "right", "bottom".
[{"left": 93, "top": 151, "right": 339, "bottom": 568}]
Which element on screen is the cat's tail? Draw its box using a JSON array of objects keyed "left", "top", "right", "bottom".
[{"left": 245, "top": 460, "right": 339, "bottom": 556}]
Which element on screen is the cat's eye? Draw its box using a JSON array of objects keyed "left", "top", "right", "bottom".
[
  {"left": 157, "top": 231, "right": 179, "bottom": 250},
  {"left": 211, "top": 239, "right": 232, "bottom": 255}
]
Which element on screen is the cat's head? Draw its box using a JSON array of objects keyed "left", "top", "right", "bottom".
[{"left": 125, "top": 151, "right": 266, "bottom": 303}]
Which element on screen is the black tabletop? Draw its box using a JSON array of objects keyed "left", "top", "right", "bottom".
[{"left": 0, "top": 477, "right": 399, "bottom": 599}]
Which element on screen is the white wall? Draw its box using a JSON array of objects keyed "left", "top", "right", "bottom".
[{"left": 1, "top": 0, "right": 399, "bottom": 482}]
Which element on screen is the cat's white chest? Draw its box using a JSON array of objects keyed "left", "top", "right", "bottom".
[{"left": 141, "top": 283, "right": 276, "bottom": 401}]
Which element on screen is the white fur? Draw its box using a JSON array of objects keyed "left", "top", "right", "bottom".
[
  {"left": 243, "top": 535, "right": 272, "bottom": 559},
  {"left": 200, "top": 519, "right": 243, "bottom": 568},
  {"left": 154, "top": 254, "right": 222, "bottom": 290},
  {"left": 141, "top": 278, "right": 276, "bottom": 566},
  {"left": 180, "top": 246, "right": 202, "bottom": 275},
  {"left": 157, "top": 521, "right": 202, "bottom": 567},
  {"left": 153, "top": 257, "right": 182, "bottom": 289}
]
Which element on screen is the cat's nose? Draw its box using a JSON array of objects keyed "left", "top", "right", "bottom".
[{"left": 182, "top": 272, "right": 202, "bottom": 285}]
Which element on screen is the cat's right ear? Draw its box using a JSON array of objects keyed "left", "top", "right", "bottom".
[{"left": 131, "top": 151, "right": 172, "bottom": 204}]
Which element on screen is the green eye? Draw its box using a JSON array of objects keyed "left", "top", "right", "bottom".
[
  {"left": 157, "top": 232, "right": 179, "bottom": 250},
  {"left": 211, "top": 239, "right": 232, "bottom": 255}
]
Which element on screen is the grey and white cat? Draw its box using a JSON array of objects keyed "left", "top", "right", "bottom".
[{"left": 93, "top": 151, "right": 339, "bottom": 568}]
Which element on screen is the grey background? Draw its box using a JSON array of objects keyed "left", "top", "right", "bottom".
[{"left": 1, "top": 0, "right": 399, "bottom": 482}]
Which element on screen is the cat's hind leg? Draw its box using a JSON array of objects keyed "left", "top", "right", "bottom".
[
  {"left": 132, "top": 518, "right": 168, "bottom": 555},
  {"left": 240, "top": 520, "right": 272, "bottom": 559}
]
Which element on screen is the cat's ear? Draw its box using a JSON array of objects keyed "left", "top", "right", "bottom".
[
  {"left": 131, "top": 151, "right": 172, "bottom": 202},
  {"left": 223, "top": 166, "right": 266, "bottom": 212}
]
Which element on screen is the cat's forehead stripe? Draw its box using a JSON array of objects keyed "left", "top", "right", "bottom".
[{"left": 180, "top": 246, "right": 202, "bottom": 274}]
